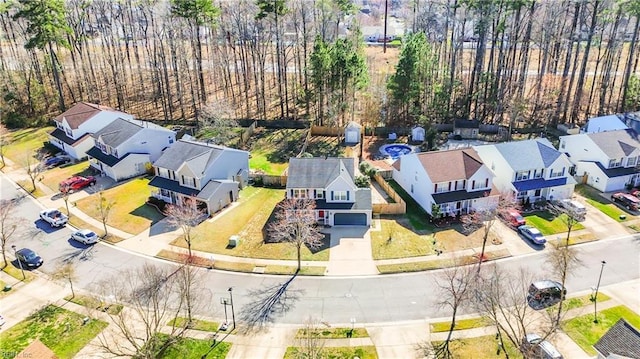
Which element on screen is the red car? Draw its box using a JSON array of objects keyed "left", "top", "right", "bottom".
[{"left": 59, "top": 176, "right": 97, "bottom": 193}]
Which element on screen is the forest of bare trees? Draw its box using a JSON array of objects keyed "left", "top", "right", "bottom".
[{"left": 1, "top": 0, "right": 639, "bottom": 130}]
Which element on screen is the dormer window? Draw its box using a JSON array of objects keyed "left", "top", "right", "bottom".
[{"left": 333, "top": 190, "right": 348, "bottom": 201}]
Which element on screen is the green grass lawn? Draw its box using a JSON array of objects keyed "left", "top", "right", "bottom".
[
  {"left": 173, "top": 187, "right": 328, "bottom": 261},
  {"left": 284, "top": 346, "right": 378, "bottom": 359},
  {"left": 295, "top": 327, "right": 369, "bottom": 339},
  {"left": 0, "top": 305, "right": 108, "bottom": 359},
  {"left": 167, "top": 317, "right": 220, "bottom": 332},
  {"left": 2, "top": 127, "right": 53, "bottom": 165},
  {"left": 547, "top": 293, "right": 610, "bottom": 314},
  {"left": 563, "top": 305, "right": 640, "bottom": 356},
  {"left": 2, "top": 265, "right": 35, "bottom": 282},
  {"left": 371, "top": 219, "right": 435, "bottom": 259},
  {"left": 430, "top": 317, "right": 490, "bottom": 333},
  {"left": 74, "top": 177, "right": 164, "bottom": 235},
  {"left": 248, "top": 129, "right": 307, "bottom": 175},
  {"left": 523, "top": 211, "right": 585, "bottom": 235},
  {"left": 387, "top": 180, "right": 433, "bottom": 231},
  {"left": 156, "top": 335, "right": 231, "bottom": 359},
  {"left": 433, "top": 335, "right": 520, "bottom": 359},
  {"left": 575, "top": 185, "right": 631, "bottom": 222}
]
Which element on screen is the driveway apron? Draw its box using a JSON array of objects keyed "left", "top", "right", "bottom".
[{"left": 324, "top": 227, "right": 379, "bottom": 276}]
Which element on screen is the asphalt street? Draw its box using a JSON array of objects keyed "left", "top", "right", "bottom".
[{"left": 2, "top": 173, "right": 639, "bottom": 325}]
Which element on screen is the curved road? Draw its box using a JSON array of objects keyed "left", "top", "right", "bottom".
[{"left": 3, "top": 173, "right": 639, "bottom": 325}]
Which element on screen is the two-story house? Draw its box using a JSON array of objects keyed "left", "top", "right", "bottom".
[
  {"left": 392, "top": 148, "right": 499, "bottom": 217},
  {"left": 474, "top": 138, "right": 577, "bottom": 203},
  {"left": 86, "top": 118, "right": 176, "bottom": 182},
  {"left": 148, "top": 139, "right": 249, "bottom": 215},
  {"left": 559, "top": 129, "right": 640, "bottom": 192},
  {"left": 286, "top": 157, "right": 372, "bottom": 226},
  {"left": 48, "top": 102, "right": 134, "bottom": 160}
]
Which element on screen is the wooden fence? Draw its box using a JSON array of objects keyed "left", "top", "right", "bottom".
[
  {"left": 311, "top": 125, "right": 342, "bottom": 137},
  {"left": 372, "top": 173, "right": 405, "bottom": 214},
  {"left": 250, "top": 173, "right": 288, "bottom": 188}
]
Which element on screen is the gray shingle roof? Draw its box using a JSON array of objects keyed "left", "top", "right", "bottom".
[
  {"left": 594, "top": 319, "right": 640, "bottom": 358},
  {"left": 94, "top": 118, "right": 143, "bottom": 147},
  {"left": 153, "top": 139, "right": 224, "bottom": 174},
  {"left": 287, "top": 158, "right": 355, "bottom": 188},
  {"left": 587, "top": 129, "right": 640, "bottom": 158},
  {"left": 493, "top": 138, "right": 561, "bottom": 170}
]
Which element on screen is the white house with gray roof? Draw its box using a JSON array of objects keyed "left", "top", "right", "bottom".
[
  {"left": 474, "top": 138, "right": 576, "bottom": 203},
  {"left": 148, "top": 139, "right": 249, "bottom": 215},
  {"left": 286, "top": 157, "right": 371, "bottom": 226},
  {"left": 560, "top": 129, "right": 640, "bottom": 192},
  {"left": 86, "top": 118, "right": 176, "bottom": 181}
]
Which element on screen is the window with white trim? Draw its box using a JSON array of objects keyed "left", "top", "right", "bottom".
[
  {"left": 293, "top": 189, "right": 307, "bottom": 198},
  {"left": 549, "top": 167, "right": 565, "bottom": 178},
  {"left": 515, "top": 170, "right": 530, "bottom": 181},
  {"left": 608, "top": 158, "right": 623, "bottom": 168},
  {"left": 627, "top": 156, "right": 637, "bottom": 167},
  {"left": 333, "top": 190, "right": 348, "bottom": 201}
]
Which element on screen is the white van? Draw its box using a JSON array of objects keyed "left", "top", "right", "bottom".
[
  {"left": 522, "top": 333, "right": 564, "bottom": 359},
  {"left": 558, "top": 199, "right": 586, "bottom": 219}
]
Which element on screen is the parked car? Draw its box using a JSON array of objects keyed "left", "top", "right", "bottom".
[
  {"left": 71, "top": 229, "right": 99, "bottom": 245},
  {"left": 500, "top": 209, "right": 526, "bottom": 227},
  {"left": 517, "top": 225, "right": 547, "bottom": 245},
  {"left": 15, "top": 248, "right": 43, "bottom": 268},
  {"left": 611, "top": 192, "right": 640, "bottom": 211},
  {"left": 557, "top": 199, "right": 586, "bottom": 220},
  {"left": 44, "top": 154, "right": 71, "bottom": 168},
  {"left": 521, "top": 333, "right": 563, "bottom": 359},
  {"left": 527, "top": 280, "right": 566, "bottom": 310},
  {"left": 59, "top": 175, "right": 96, "bottom": 193},
  {"left": 39, "top": 208, "right": 68, "bottom": 227}
]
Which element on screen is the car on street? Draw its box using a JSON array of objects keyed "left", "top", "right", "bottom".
[
  {"left": 521, "top": 333, "right": 563, "bottom": 359},
  {"left": 15, "top": 248, "right": 43, "bottom": 268},
  {"left": 45, "top": 154, "right": 71, "bottom": 168},
  {"left": 59, "top": 175, "right": 96, "bottom": 193},
  {"left": 71, "top": 229, "right": 99, "bottom": 245},
  {"left": 527, "top": 280, "right": 566, "bottom": 310},
  {"left": 517, "top": 225, "right": 547, "bottom": 245},
  {"left": 39, "top": 208, "right": 68, "bottom": 227}
]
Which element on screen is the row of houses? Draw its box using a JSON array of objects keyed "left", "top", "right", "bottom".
[{"left": 48, "top": 102, "right": 640, "bottom": 227}]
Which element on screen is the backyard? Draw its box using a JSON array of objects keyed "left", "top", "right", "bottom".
[
  {"left": 247, "top": 128, "right": 307, "bottom": 175},
  {"left": 74, "top": 177, "right": 164, "bottom": 235}
]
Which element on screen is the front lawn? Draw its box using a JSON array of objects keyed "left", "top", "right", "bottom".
[
  {"left": 575, "top": 185, "right": 631, "bottom": 222},
  {"left": 174, "top": 187, "right": 329, "bottom": 261},
  {"left": 2, "top": 127, "right": 53, "bottom": 165},
  {"left": 547, "top": 293, "right": 610, "bottom": 314},
  {"left": 156, "top": 335, "right": 231, "bottom": 359},
  {"left": 167, "top": 317, "right": 220, "bottom": 332},
  {"left": 433, "top": 335, "right": 520, "bottom": 358},
  {"left": 563, "top": 305, "right": 640, "bottom": 356},
  {"left": 248, "top": 129, "right": 307, "bottom": 175},
  {"left": 371, "top": 219, "right": 435, "bottom": 259},
  {"left": 74, "top": 177, "right": 164, "bottom": 235},
  {"left": 524, "top": 211, "right": 585, "bottom": 235},
  {"left": 0, "top": 305, "right": 108, "bottom": 359}
]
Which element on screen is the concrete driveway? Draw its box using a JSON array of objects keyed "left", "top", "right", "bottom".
[{"left": 323, "top": 226, "right": 379, "bottom": 276}]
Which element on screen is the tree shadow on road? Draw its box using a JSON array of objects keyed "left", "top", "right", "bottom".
[{"left": 238, "top": 274, "right": 302, "bottom": 334}]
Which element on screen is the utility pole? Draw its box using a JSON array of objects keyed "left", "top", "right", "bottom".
[
  {"left": 228, "top": 287, "right": 236, "bottom": 330},
  {"left": 592, "top": 260, "right": 606, "bottom": 323}
]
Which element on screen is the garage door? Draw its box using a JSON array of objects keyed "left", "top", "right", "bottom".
[{"left": 334, "top": 213, "right": 367, "bottom": 226}]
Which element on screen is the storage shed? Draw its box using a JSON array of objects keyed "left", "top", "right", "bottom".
[{"left": 344, "top": 121, "right": 361, "bottom": 144}]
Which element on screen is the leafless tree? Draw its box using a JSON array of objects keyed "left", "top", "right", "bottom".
[
  {"left": 93, "top": 263, "right": 207, "bottom": 358},
  {"left": 471, "top": 265, "right": 556, "bottom": 358},
  {"left": 547, "top": 201, "right": 584, "bottom": 246},
  {"left": 546, "top": 240, "right": 582, "bottom": 329},
  {"left": 23, "top": 150, "right": 46, "bottom": 192},
  {"left": 52, "top": 262, "right": 78, "bottom": 299},
  {"left": 164, "top": 198, "right": 205, "bottom": 261},
  {"left": 461, "top": 193, "right": 519, "bottom": 273},
  {"left": 292, "top": 317, "right": 326, "bottom": 359},
  {"left": 62, "top": 190, "right": 71, "bottom": 217},
  {"left": 267, "top": 198, "right": 325, "bottom": 272},
  {"left": 0, "top": 199, "right": 23, "bottom": 269},
  {"left": 422, "top": 260, "right": 476, "bottom": 358},
  {"left": 96, "top": 191, "right": 115, "bottom": 238}
]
